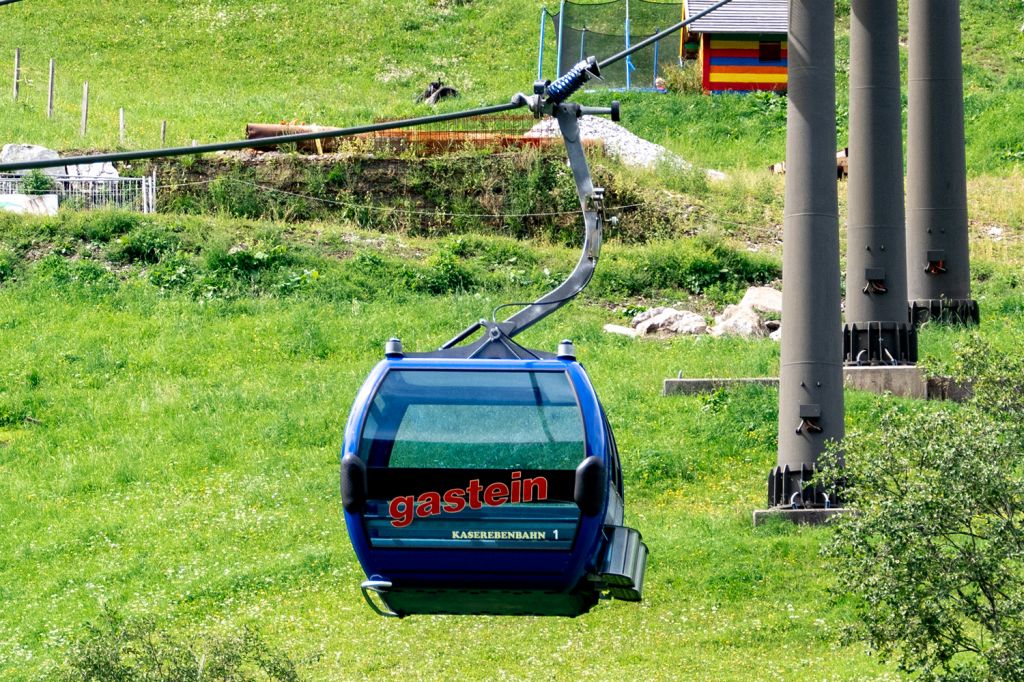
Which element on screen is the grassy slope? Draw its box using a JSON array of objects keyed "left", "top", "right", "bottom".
[
  {"left": 0, "top": 220, "right": 861, "bottom": 680},
  {"left": 1, "top": 0, "right": 1022, "bottom": 174},
  {"left": 1, "top": 211, "right": 1023, "bottom": 679},
  {"left": 0, "top": 1, "right": 1021, "bottom": 678}
]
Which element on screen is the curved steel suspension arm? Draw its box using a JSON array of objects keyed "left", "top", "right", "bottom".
[
  {"left": 497, "top": 102, "right": 607, "bottom": 336},
  {"left": 439, "top": 96, "right": 614, "bottom": 350}
]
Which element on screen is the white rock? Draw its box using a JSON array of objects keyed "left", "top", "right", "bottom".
[
  {"left": 635, "top": 308, "right": 709, "bottom": 336},
  {"left": 603, "top": 324, "right": 638, "bottom": 338},
  {"left": 64, "top": 161, "right": 119, "bottom": 179},
  {"left": 988, "top": 226, "right": 1004, "bottom": 241},
  {"left": 0, "top": 194, "right": 59, "bottom": 216},
  {"left": 635, "top": 309, "right": 682, "bottom": 336},
  {"left": 0, "top": 144, "right": 119, "bottom": 179},
  {"left": 711, "top": 305, "right": 768, "bottom": 338},
  {"left": 739, "top": 286, "right": 783, "bottom": 314},
  {"left": 666, "top": 311, "right": 708, "bottom": 335},
  {"left": 1, "top": 144, "right": 62, "bottom": 177},
  {"left": 770, "top": 328, "right": 782, "bottom": 342},
  {"left": 631, "top": 306, "right": 671, "bottom": 327}
]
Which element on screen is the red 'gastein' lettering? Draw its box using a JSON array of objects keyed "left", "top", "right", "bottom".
[
  {"left": 522, "top": 476, "right": 547, "bottom": 502},
  {"left": 388, "top": 472, "right": 548, "bottom": 527},
  {"left": 483, "top": 482, "right": 509, "bottom": 506},
  {"left": 466, "top": 478, "right": 483, "bottom": 510},
  {"left": 442, "top": 488, "right": 466, "bottom": 514},
  {"left": 389, "top": 495, "right": 415, "bottom": 528}
]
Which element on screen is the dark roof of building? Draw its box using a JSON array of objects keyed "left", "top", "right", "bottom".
[{"left": 684, "top": 0, "right": 788, "bottom": 34}]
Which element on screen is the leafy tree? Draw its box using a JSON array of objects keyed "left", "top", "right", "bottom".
[{"left": 821, "top": 336, "right": 1024, "bottom": 681}]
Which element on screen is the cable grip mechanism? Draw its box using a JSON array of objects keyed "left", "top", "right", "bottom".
[{"left": 545, "top": 56, "right": 602, "bottom": 104}]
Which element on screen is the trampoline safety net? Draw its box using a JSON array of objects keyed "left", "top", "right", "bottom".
[{"left": 545, "top": 0, "right": 684, "bottom": 90}]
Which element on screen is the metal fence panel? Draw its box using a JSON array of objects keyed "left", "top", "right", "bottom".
[{"left": 0, "top": 173, "right": 156, "bottom": 213}]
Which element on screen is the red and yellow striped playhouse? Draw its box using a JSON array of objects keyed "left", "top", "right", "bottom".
[{"left": 683, "top": 0, "right": 789, "bottom": 94}]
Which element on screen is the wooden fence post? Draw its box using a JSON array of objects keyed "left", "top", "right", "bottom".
[
  {"left": 13, "top": 48, "right": 20, "bottom": 101},
  {"left": 160, "top": 120, "right": 167, "bottom": 146},
  {"left": 80, "top": 81, "right": 88, "bottom": 136},
  {"left": 47, "top": 59, "right": 54, "bottom": 118}
]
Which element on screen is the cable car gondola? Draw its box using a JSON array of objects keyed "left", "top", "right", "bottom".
[
  {"left": 0, "top": 1, "right": 740, "bottom": 621},
  {"left": 341, "top": 66, "right": 648, "bottom": 617}
]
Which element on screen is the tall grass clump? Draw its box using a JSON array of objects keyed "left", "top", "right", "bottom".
[
  {"left": 61, "top": 607, "right": 302, "bottom": 682},
  {"left": 592, "top": 237, "right": 780, "bottom": 300}
]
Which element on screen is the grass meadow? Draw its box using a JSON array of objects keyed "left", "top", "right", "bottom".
[
  {"left": 0, "top": 0, "right": 1021, "bottom": 678},
  {"left": 0, "top": 210, "right": 1021, "bottom": 679},
  {"left": 0, "top": 258, "right": 873, "bottom": 680}
]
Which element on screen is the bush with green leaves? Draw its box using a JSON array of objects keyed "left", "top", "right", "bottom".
[
  {"left": 0, "top": 245, "right": 18, "bottom": 283},
  {"left": 592, "top": 237, "right": 780, "bottom": 298},
  {"left": 412, "top": 246, "right": 476, "bottom": 294},
  {"left": 109, "top": 223, "right": 179, "bottom": 264},
  {"left": 661, "top": 63, "right": 704, "bottom": 95},
  {"left": 821, "top": 335, "right": 1024, "bottom": 681},
  {"left": 20, "top": 169, "right": 56, "bottom": 195},
  {"left": 61, "top": 607, "right": 302, "bottom": 682},
  {"left": 207, "top": 174, "right": 267, "bottom": 219}
]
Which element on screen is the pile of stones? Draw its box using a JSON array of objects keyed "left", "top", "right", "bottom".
[{"left": 604, "top": 287, "right": 783, "bottom": 341}]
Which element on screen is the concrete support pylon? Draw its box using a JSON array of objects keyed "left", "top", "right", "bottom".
[
  {"left": 768, "top": 0, "right": 844, "bottom": 508},
  {"left": 906, "top": 0, "right": 979, "bottom": 325},
  {"left": 843, "top": 0, "right": 918, "bottom": 365}
]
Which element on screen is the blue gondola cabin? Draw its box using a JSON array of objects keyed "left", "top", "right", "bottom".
[{"left": 683, "top": 0, "right": 789, "bottom": 94}]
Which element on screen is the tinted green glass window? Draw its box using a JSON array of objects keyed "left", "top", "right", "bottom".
[{"left": 359, "top": 370, "right": 585, "bottom": 469}]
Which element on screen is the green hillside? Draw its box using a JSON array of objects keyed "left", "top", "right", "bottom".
[
  {"left": 0, "top": 211, "right": 927, "bottom": 680},
  {"left": 0, "top": 204, "right": 1020, "bottom": 680},
  {"left": 1, "top": 0, "right": 1022, "bottom": 172},
  {"left": 1, "top": 2, "right": 1023, "bottom": 680}
]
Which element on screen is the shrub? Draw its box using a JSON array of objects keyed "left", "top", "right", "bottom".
[
  {"left": 592, "top": 238, "right": 779, "bottom": 298},
  {"left": 66, "top": 210, "right": 141, "bottom": 242},
  {"left": 0, "top": 245, "right": 18, "bottom": 283},
  {"left": 745, "top": 92, "right": 787, "bottom": 124},
  {"left": 205, "top": 241, "right": 289, "bottom": 276},
  {"left": 821, "top": 335, "right": 1024, "bottom": 681},
  {"left": 412, "top": 247, "right": 476, "bottom": 294},
  {"left": 443, "top": 235, "right": 537, "bottom": 267},
  {"left": 109, "top": 224, "right": 179, "bottom": 264},
  {"left": 61, "top": 606, "right": 302, "bottom": 681},
  {"left": 660, "top": 162, "right": 711, "bottom": 198},
  {"left": 35, "top": 255, "right": 113, "bottom": 288},
  {"left": 148, "top": 251, "right": 197, "bottom": 290},
  {"left": 208, "top": 175, "right": 266, "bottom": 219},
  {"left": 21, "top": 169, "right": 56, "bottom": 195},
  {"left": 662, "top": 64, "right": 703, "bottom": 95}
]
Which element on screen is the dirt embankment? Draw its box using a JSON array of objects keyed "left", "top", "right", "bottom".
[{"left": 139, "top": 149, "right": 701, "bottom": 244}]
